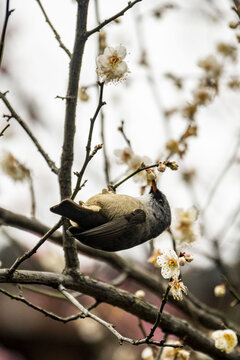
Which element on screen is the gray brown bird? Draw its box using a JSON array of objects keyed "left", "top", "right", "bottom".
[{"left": 50, "top": 181, "right": 171, "bottom": 252}]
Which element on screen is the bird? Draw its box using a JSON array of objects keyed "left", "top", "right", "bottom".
[{"left": 50, "top": 180, "right": 171, "bottom": 252}]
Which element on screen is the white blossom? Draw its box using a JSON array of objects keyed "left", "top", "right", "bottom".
[
  {"left": 96, "top": 45, "right": 128, "bottom": 83},
  {"left": 160, "top": 341, "right": 190, "bottom": 360},
  {"left": 172, "top": 206, "right": 200, "bottom": 245},
  {"left": 156, "top": 249, "right": 180, "bottom": 279},
  {"left": 169, "top": 279, "right": 188, "bottom": 301},
  {"left": 211, "top": 329, "right": 238, "bottom": 353},
  {"left": 141, "top": 347, "right": 154, "bottom": 360}
]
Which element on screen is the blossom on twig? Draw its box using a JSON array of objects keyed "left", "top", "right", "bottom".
[
  {"left": 96, "top": 45, "right": 128, "bottom": 83},
  {"left": 172, "top": 206, "right": 200, "bottom": 245},
  {"left": 169, "top": 279, "right": 188, "bottom": 301},
  {"left": 156, "top": 249, "right": 180, "bottom": 279},
  {"left": 211, "top": 329, "right": 238, "bottom": 354},
  {"left": 160, "top": 341, "right": 190, "bottom": 359}
]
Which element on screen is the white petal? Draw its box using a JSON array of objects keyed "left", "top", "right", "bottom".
[
  {"left": 187, "top": 206, "right": 198, "bottom": 221},
  {"left": 116, "top": 45, "right": 127, "bottom": 59},
  {"left": 97, "top": 54, "right": 109, "bottom": 68},
  {"left": 104, "top": 46, "right": 115, "bottom": 57}
]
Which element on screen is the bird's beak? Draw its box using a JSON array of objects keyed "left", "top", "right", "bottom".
[{"left": 151, "top": 180, "right": 157, "bottom": 193}]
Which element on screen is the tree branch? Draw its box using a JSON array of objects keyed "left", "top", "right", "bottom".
[
  {"left": 0, "top": 269, "right": 238, "bottom": 359},
  {"left": 58, "top": 0, "right": 90, "bottom": 271},
  {"left": 86, "top": 0, "right": 143, "bottom": 37},
  {"left": 58, "top": 0, "right": 89, "bottom": 199},
  {"left": 8, "top": 219, "right": 63, "bottom": 275},
  {"left": 35, "top": 0, "right": 71, "bottom": 58},
  {"left": 0, "top": 0, "right": 14, "bottom": 67},
  {"left": 0, "top": 287, "right": 83, "bottom": 323},
  {"left": 0, "top": 123, "right": 10, "bottom": 137},
  {"left": 0, "top": 91, "right": 59, "bottom": 174},
  {"left": 71, "top": 82, "right": 106, "bottom": 200},
  {"left": 0, "top": 207, "right": 238, "bottom": 335}
]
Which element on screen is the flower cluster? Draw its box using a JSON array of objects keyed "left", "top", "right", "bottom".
[
  {"left": 1, "top": 152, "right": 30, "bottom": 182},
  {"left": 96, "top": 45, "right": 128, "bottom": 83},
  {"left": 156, "top": 249, "right": 189, "bottom": 301},
  {"left": 157, "top": 160, "right": 179, "bottom": 173},
  {"left": 148, "top": 248, "right": 193, "bottom": 301},
  {"left": 172, "top": 206, "right": 200, "bottom": 246},
  {"left": 211, "top": 329, "right": 238, "bottom": 354}
]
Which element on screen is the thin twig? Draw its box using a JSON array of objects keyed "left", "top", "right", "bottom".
[
  {"left": 35, "top": 0, "right": 71, "bottom": 58},
  {"left": 71, "top": 82, "right": 106, "bottom": 200},
  {"left": 0, "top": 0, "right": 14, "bottom": 67},
  {"left": 222, "top": 275, "right": 240, "bottom": 305},
  {"left": 112, "top": 162, "right": 159, "bottom": 190},
  {"left": 168, "top": 228, "right": 177, "bottom": 253},
  {"left": 94, "top": 1, "right": 111, "bottom": 184},
  {"left": 118, "top": 120, "right": 132, "bottom": 148},
  {"left": 87, "top": 0, "right": 143, "bottom": 37},
  {"left": 0, "top": 91, "right": 59, "bottom": 174},
  {"left": 28, "top": 174, "right": 36, "bottom": 218},
  {"left": 138, "top": 317, "right": 147, "bottom": 337},
  {"left": 0, "top": 123, "right": 10, "bottom": 136},
  {"left": 146, "top": 285, "right": 171, "bottom": 341},
  {"left": 100, "top": 103, "right": 110, "bottom": 184},
  {"left": 58, "top": 284, "right": 181, "bottom": 347},
  {"left": 0, "top": 287, "right": 84, "bottom": 322},
  {"left": 155, "top": 333, "right": 169, "bottom": 360},
  {"left": 8, "top": 219, "right": 63, "bottom": 275}
]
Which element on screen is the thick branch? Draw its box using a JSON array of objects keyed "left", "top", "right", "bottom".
[
  {"left": 0, "top": 269, "right": 238, "bottom": 360},
  {"left": 0, "top": 207, "right": 238, "bottom": 334},
  {"left": 0, "top": 92, "right": 58, "bottom": 174},
  {"left": 58, "top": 0, "right": 89, "bottom": 271},
  {"left": 58, "top": 0, "right": 89, "bottom": 199}
]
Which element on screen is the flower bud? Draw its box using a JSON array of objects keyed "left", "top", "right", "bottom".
[
  {"left": 146, "top": 169, "right": 157, "bottom": 181},
  {"left": 184, "top": 253, "right": 194, "bottom": 262},
  {"left": 135, "top": 290, "right": 146, "bottom": 298},
  {"left": 229, "top": 21, "right": 239, "bottom": 29},
  {"left": 168, "top": 161, "right": 179, "bottom": 170},
  {"left": 214, "top": 284, "right": 226, "bottom": 297},
  {"left": 157, "top": 162, "right": 166, "bottom": 173},
  {"left": 179, "top": 256, "right": 186, "bottom": 266}
]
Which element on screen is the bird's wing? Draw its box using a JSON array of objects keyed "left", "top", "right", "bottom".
[
  {"left": 68, "top": 209, "right": 146, "bottom": 252},
  {"left": 50, "top": 199, "right": 108, "bottom": 229}
]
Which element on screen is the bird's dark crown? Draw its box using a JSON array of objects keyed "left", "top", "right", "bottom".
[{"left": 149, "top": 186, "right": 165, "bottom": 204}]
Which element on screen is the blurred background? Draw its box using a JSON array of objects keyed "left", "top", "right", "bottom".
[{"left": 0, "top": 0, "right": 240, "bottom": 359}]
